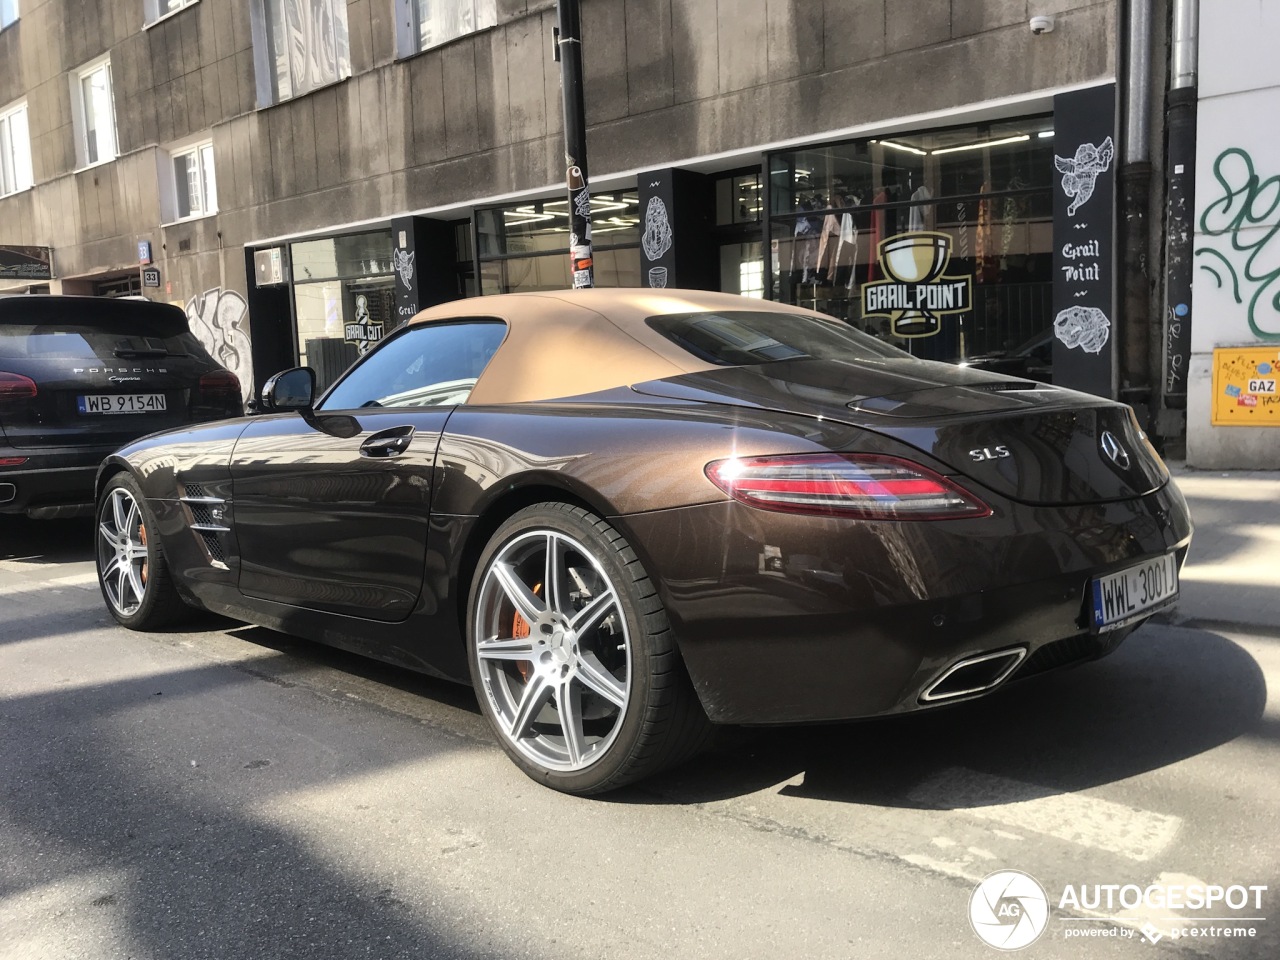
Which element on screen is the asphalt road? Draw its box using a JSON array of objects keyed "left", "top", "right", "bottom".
[{"left": 2, "top": 491, "right": 1277, "bottom": 960}]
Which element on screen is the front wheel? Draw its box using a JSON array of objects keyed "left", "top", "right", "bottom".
[
  {"left": 467, "top": 503, "right": 710, "bottom": 795},
  {"left": 96, "top": 473, "right": 191, "bottom": 630}
]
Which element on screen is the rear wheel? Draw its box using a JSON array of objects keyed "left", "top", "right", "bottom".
[
  {"left": 467, "top": 503, "right": 710, "bottom": 795},
  {"left": 96, "top": 474, "right": 190, "bottom": 630}
]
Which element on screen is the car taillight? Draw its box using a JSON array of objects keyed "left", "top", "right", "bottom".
[
  {"left": 705, "top": 453, "right": 992, "bottom": 521},
  {"left": 0, "top": 372, "right": 37, "bottom": 404},
  {"left": 198, "top": 370, "right": 242, "bottom": 411}
]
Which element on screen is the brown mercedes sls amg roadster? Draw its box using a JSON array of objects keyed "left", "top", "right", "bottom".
[{"left": 94, "top": 289, "right": 1191, "bottom": 794}]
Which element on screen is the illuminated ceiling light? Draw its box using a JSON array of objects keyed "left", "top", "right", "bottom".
[
  {"left": 540, "top": 197, "right": 632, "bottom": 215},
  {"left": 1037, "top": 130, "right": 1055, "bottom": 139},
  {"left": 878, "top": 140, "right": 927, "bottom": 156},
  {"left": 504, "top": 206, "right": 557, "bottom": 227},
  {"left": 930, "top": 134, "right": 1031, "bottom": 155}
]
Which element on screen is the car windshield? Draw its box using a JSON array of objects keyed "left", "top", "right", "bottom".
[
  {"left": 645, "top": 311, "right": 910, "bottom": 367},
  {"left": 318, "top": 321, "right": 507, "bottom": 410}
]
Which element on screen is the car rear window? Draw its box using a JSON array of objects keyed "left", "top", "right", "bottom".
[
  {"left": 0, "top": 323, "right": 206, "bottom": 361},
  {"left": 645, "top": 311, "right": 909, "bottom": 366}
]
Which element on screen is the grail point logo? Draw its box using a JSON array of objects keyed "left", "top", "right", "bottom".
[
  {"left": 861, "top": 232, "right": 973, "bottom": 338},
  {"left": 969, "top": 870, "right": 1049, "bottom": 950}
]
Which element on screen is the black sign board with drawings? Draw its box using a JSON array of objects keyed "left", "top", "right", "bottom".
[
  {"left": 637, "top": 169, "right": 715, "bottom": 290},
  {"left": 1052, "top": 84, "right": 1118, "bottom": 398},
  {"left": 0, "top": 245, "right": 53, "bottom": 281},
  {"left": 389, "top": 216, "right": 462, "bottom": 326}
]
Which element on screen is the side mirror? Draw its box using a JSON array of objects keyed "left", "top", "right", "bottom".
[{"left": 261, "top": 367, "right": 316, "bottom": 412}]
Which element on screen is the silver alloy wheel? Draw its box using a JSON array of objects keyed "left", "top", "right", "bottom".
[
  {"left": 97, "top": 486, "right": 149, "bottom": 618},
  {"left": 473, "top": 529, "right": 632, "bottom": 772}
]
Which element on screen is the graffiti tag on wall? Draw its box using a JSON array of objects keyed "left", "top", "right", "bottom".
[
  {"left": 1195, "top": 147, "right": 1280, "bottom": 342},
  {"left": 185, "top": 288, "right": 253, "bottom": 404}
]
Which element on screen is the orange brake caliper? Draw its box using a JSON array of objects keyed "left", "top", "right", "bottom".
[
  {"left": 511, "top": 583, "right": 541, "bottom": 681},
  {"left": 138, "top": 523, "right": 149, "bottom": 584}
]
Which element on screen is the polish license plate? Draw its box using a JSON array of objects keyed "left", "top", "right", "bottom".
[
  {"left": 77, "top": 393, "right": 167, "bottom": 415},
  {"left": 1091, "top": 553, "right": 1179, "bottom": 630}
]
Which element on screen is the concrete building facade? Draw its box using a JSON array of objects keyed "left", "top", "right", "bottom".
[
  {"left": 1, "top": 0, "right": 1169, "bottom": 428},
  {"left": 1187, "top": 0, "right": 1280, "bottom": 468}
]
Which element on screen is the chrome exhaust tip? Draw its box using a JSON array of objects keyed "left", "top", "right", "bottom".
[
  {"left": 920, "top": 647, "right": 1027, "bottom": 703},
  {"left": 0, "top": 483, "right": 15, "bottom": 504}
]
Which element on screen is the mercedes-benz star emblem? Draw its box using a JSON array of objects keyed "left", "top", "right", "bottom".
[{"left": 1100, "top": 430, "right": 1130, "bottom": 469}]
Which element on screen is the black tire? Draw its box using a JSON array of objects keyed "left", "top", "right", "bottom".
[
  {"left": 467, "top": 502, "right": 711, "bottom": 795},
  {"left": 95, "top": 473, "right": 191, "bottom": 630}
]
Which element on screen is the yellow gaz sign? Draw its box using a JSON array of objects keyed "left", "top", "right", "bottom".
[{"left": 1212, "top": 347, "right": 1280, "bottom": 425}]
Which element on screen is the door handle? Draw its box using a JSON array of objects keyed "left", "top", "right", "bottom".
[{"left": 360, "top": 426, "right": 415, "bottom": 458}]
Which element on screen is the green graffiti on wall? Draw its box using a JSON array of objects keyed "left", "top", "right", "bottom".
[{"left": 1195, "top": 147, "right": 1280, "bottom": 341}]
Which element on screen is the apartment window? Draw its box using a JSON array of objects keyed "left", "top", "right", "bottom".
[
  {"left": 0, "top": 0, "right": 17, "bottom": 30},
  {"left": 168, "top": 141, "right": 217, "bottom": 220},
  {"left": 396, "top": 0, "right": 496, "bottom": 57},
  {"left": 0, "top": 101, "right": 32, "bottom": 197},
  {"left": 71, "top": 57, "right": 118, "bottom": 167},
  {"left": 144, "top": 0, "right": 198, "bottom": 25},
  {"left": 255, "top": 0, "right": 351, "bottom": 105}
]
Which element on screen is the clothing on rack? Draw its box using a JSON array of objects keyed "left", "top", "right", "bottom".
[
  {"left": 867, "top": 188, "right": 888, "bottom": 281},
  {"left": 907, "top": 184, "right": 935, "bottom": 232}
]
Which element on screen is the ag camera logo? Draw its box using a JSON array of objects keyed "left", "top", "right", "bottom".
[{"left": 970, "top": 870, "right": 1050, "bottom": 950}]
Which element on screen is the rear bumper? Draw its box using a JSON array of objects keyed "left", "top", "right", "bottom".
[
  {"left": 620, "top": 481, "right": 1193, "bottom": 724},
  {"left": 0, "top": 445, "right": 116, "bottom": 516}
]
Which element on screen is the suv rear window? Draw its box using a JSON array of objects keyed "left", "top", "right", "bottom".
[
  {"left": 0, "top": 301, "right": 204, "bottom": 361},
  {"left": 645, "top": 311, "right": 908, "bottom": 366}
]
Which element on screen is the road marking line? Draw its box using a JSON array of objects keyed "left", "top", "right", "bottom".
[{"left": 907, "top": 767, "right": 1180, "bottom": 862}]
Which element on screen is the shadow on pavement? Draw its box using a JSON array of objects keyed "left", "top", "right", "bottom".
[
  {"left": 224, "top": 623, "right": 485, "bottom": 719},
  {"left": 0, "top": 515, "right": 95, "bottom": 563},
  {"left": 0, "top": 656, "right": 516, "bottom": 960},
  {"left": 623, "top": 624, "right": 1267, "bottom": 808}
]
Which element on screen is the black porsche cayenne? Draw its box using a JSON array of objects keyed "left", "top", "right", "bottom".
[{"left": 0, "top": 295, "right": 243, "bottom": 519}]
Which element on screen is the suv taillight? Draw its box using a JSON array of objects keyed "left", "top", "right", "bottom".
[
  {"left": 198, "top": 370, "right": 242, "bottom": 413},
  {"left": 705, "top": 453, "right": 992, "bottom": 521},
  {"left": 0, "top": 372, "right": 38, "bottom": 405}
]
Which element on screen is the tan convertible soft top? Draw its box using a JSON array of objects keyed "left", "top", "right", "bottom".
[{"left": 407, "top": 288, "right": 823, "bottom": 405}]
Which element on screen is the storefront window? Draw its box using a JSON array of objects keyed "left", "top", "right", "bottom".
[
  {"left": 720, "top": 241, "right": 764, "bottom": 298},
  {"left": 716, "top": 173, "right": 762, "bottom": 226},
  {"left": 769, "top": 116, "right": 1055, "bottom": 363},
  {"left": 476, "top": 189, "right": 641, "bottom": 294},
  {"left": 291, "top": 230, "right": 397, "bottom": 393}
]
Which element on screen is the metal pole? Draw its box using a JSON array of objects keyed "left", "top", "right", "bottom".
[
  {"left": 1161, "top": 0, "right": 1198, "bottom": 424},
  {"left": 1118, "top": 0, "right": 1153, "bottom": 411},
  {"left": 556, "top": 0, "right": 593, "bottom": 288}
]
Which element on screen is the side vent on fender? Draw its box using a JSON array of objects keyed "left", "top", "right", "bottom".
[{"left": 181, "top": 484, "right": 230, "bottom": 568}]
